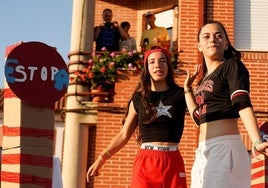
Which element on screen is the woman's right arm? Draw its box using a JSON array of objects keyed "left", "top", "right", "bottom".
[
  {"left": 86, "top": 101, "right": 138, "bottom": 181},
  {"left": 184, "top": 87, "right": 197, "bottom": 119},
  {"left": 184, "top": 65, "right": 200, "bottom": 119}
]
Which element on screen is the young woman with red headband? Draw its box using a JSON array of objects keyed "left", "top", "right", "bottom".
[{"left": 87, "top": 46, "right": 187, "bottom": 188}]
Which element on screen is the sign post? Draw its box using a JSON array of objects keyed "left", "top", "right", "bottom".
[
  {"left": 1, "top": 41, "right": 68, "bottom": 187},
  {"left": 251, "top": 121, "right": 268, "bottom": 188}
]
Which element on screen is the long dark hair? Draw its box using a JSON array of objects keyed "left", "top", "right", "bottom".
[{"left": 122, "top": 46, "right": 177, "bottom": 142}]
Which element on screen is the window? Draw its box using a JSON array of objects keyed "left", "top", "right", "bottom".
[
  {"left": 155, "top": 9, "right": 174, "bottom": 51},
  {"left": 234, "top": 0, "right": 268, "bottom": 51},
  {"left": 154, "top": 9, "right": 174, "bottom": 29}
]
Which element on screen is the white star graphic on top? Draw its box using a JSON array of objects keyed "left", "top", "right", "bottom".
[{"left": 156, "top": 100, "right": 172, "bottom": 118}]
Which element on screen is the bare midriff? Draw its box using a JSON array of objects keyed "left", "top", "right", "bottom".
[{"left": 199, "top": 118, "right": 240, "bottom": 141}]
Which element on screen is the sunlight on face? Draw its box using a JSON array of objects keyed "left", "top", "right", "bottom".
[
  {"left": 198, "top": 23, "right": 228, "bottom": 60},
  {"left": 147, "top": 51, "right": 168, "bottom": 82},
  {"left": 103, "top": 10, "right": 113, "bottom": 22}
]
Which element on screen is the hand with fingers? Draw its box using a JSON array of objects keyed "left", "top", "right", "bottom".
[
  {"left": 86, "top": 157, "right": 104, "bottom": 183},
  {"left": 184, "top": 64, "right": 201, "bottom": 90},
  {"left": 253, "top": 140, "right": 268, "bottom": 157}
]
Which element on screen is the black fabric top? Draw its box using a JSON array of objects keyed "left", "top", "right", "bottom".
[
  {"left": 193, "top": 58, "right": 252, "bottom": 125},
  {"left": 132, "top": 85, "right": 186, "bottom": 143},
  {"left": 95, "top": 25, "right": 121, "bottom": 51}
]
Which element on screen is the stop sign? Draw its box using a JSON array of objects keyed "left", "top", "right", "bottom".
[{"left": 4, "top": 41, "right": 69, "bottom": 106}]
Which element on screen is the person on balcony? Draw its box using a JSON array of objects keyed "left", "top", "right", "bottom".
[
  {"left": 119, "top": 21, "right": 137, "bottom": 52},
  {"left": 87, "top": 46, "right": 187, "bottom": 188},
  {"left": 94, "top": 8, "right": 128, "bottom": 52},
  {"left": 140, "top": 11, "right": 171, "bottom": 52}
]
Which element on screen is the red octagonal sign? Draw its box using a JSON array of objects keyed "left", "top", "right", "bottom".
[{"left": 4, "top": 41, "right": 69, "bottom": 106}]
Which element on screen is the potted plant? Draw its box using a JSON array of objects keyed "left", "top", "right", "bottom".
[{"left": 70, "top": 47, "right": 143, "bottom": 102}]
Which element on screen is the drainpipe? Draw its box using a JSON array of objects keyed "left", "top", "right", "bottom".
[{"left": 198, "top": 0, "right": 205, "bottom": 75}]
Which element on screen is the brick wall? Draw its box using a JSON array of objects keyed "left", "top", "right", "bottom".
[
  {"left": 86, "top": 0, "right": 268, "bottom": 187},
  {"left": 87, "top": 70, "right": 141, "bottom": 188}
]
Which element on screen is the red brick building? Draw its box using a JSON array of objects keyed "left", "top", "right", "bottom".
[
  {"left": 3, "top": 0, "right": 267, "bottom": 187},
  {"left": 4, "top": 0, "right": 257, "bottom": 187},
  {"left": 73, "top": 0, "right": 268, "bottom": 187}
]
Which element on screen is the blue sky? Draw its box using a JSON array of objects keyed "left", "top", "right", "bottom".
[{"left": 0, "top": 1, "right": 73, "bottom": 87}]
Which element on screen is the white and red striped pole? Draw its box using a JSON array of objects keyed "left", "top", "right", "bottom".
[
  {"left": 1, "top": 89, "right": 54, "bottom": 187},
  {"left": 1, "top": 42, "right": 68, "bottom": 187},
  {"left": 251, "top": 121, "right": 268, "bottom": 188}
]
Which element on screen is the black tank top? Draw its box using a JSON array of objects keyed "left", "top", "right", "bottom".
[{"left": 133, "top": 85, "right": 186, "bottom": 143}]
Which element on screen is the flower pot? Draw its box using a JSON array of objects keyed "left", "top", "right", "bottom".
[
  {"left": 90, "top": 85, "right": 115, "bottom": 103},
  {"left": 91, "top": 89, "right": 105, "bottom": 102}
]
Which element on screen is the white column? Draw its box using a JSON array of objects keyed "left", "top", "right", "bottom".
[{"left": 62, "top": 0, "right": 96, "bottom": 188}]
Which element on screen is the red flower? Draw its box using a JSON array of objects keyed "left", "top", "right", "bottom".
[
  {"left": 80, "top": 74, "right": 87, "bottom": 81},
  {"left": 82, "top": 67, "right": 87, "bottom": 73},
  {"left": 100, "top": 67, "right": 106, "bottom": 73},
  {"left": 74, "top": 71, "right": 80, "bottom": 76},
  {"left": 97, "top": 85, "right": 103, "bottom": 92},
  {"left": 87, "top": 72, "right": 94, "bottom": 79},
  {"left": 109, "top": 62, "right": 115, "bottom": 68}
]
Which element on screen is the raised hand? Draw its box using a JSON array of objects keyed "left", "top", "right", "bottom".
[{"left": 184, "top": 64, "right": 201, "bottom": 89}]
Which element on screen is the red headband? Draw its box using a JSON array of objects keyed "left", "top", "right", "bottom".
[{"left": 143, "top": 48, "right": 170, "bottom": 65}]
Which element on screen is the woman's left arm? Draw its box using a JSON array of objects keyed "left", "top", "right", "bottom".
[{"left": 239, "top": 107, "right": 268, "bottom": 155}]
